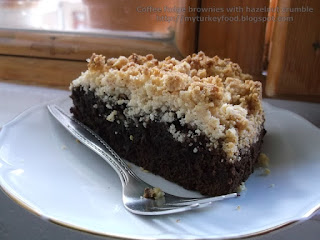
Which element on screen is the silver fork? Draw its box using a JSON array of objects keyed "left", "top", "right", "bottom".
[{"left": 47, "top": 104, "right": 237, "bottom": 215}]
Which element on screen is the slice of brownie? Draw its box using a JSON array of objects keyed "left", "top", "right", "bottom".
[{"left": 70, "top": 52, "right": 266, "bottom": 196}]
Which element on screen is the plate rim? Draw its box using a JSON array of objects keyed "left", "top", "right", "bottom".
[
  {"left": 0, "top": 97, "right": 320, "bottom": 240},
  {"left": 1, "top": 180, "right": 319, "bottom": 240}
]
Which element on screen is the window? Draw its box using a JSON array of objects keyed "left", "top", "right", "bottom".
[
  {"left": 0, "top": 0, "right": 198, "bottom": 87},
  {"left": 0, "top": 0, "right": 319, "bottom": 100}
]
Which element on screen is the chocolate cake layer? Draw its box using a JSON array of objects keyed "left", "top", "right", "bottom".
[{"left": 71, "top": 87, "right": 266, "bottom": 196}]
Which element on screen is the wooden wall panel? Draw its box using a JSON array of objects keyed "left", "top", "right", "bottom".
[
  {"left": 266, "top": 0, "right": 320, "bottom": 100},
  {"left": 0, "top": 30, "right": 182, "bottom": 61},
  {"left": 0, "top": 56, "right": 86, "bottom": 89},
  {"left": 198, "top": 0, "right": 269, "bottom": 79}
]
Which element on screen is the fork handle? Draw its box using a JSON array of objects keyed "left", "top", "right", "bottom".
[{"left": 48, "top": 104, "right": 136, "bottom": 186}]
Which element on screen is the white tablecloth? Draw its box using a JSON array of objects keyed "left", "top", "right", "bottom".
[{"left": 0, "top": 82, "right": 319, "bottom": 240}]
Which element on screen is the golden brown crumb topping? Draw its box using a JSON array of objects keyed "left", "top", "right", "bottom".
[{"left": 71, "top": 52, "right": 264, "bottom": 161}]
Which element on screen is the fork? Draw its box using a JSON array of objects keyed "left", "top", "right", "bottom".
[{"left": 47, "top": 104, "right": 237, "bottom": 215}]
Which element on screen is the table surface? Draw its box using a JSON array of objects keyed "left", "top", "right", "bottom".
[{"left": 0, "top": 82, "right": 319, "bottom": 240}]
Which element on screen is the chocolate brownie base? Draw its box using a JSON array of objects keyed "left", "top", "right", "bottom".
[{"left": 70, "top": 87, "right": 266, "bottom": 196}]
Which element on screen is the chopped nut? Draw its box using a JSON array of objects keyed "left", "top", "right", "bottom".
[
  {"left": 256, "top": 167, "right": 271, "bottom": 176},
  {"left": 140, "top": 167, "right": 149, "bottom": 173},
  {"left": 258, "top": 153, "right": 269, "bottom": 167},
  {"left": 237, "top": 182, "right": 246, "bottom": 193},
  {"left": 143, "top": 188, "right": 153, "bottom": 199},
  {"left": 263, "top": 168, "right": 271, "bottom": 176},
  {"left": 143, "top": 187, "right": 165, "bottom": 200},
  {"left": 255, "top": 153, "right": 271, "bottom": 176}
]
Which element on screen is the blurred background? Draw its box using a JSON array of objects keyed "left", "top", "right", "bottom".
[{"left": 0, "top": 0, "right": 319, "bottom": 101}]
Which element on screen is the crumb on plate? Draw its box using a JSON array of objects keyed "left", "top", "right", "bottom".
[
  {"left": 140, "top": 167, "right": 149, "bottom": 173},
  {"left": 237, "top": 182, "right": 247, "bottom": 193},
  {"left": 143, "top": 187, "right": 165, "bottom": 200},
  {"left": 258, "top": 153, "right": 269, "bottom": 167}
]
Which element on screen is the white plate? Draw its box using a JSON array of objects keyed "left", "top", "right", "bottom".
[{"left": 0, "top": 98, "right": 319, "bottom": 240}]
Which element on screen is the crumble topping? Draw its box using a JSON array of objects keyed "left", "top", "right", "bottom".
[
  {"left": 106, "top": 110, "right": 117, "bottom": 122},
  {"left": 71, "top": 52, "right": 264, "bottom": 161}
]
